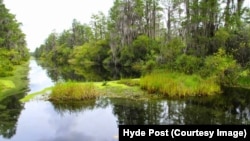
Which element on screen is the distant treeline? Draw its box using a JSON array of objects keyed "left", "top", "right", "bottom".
[{"left": 34, "top": 0, "right": 250, "bottom": 88}]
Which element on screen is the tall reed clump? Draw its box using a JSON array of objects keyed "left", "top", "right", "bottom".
[
  {"left": 49, "top": 81, "right": 99, "bottom": 101},
  {"left": 140, "top": 71, "right": 221, "bottom": 97}
]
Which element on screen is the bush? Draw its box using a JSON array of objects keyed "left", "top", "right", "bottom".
[
  {"left": 200, "top": 48, "right": 240, "bottom": 86},
  {"left": 175, "top": 54, "right": 203, "bottom": 74}
]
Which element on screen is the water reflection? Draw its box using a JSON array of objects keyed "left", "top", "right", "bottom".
[
  {"left": 36, "top": 59, "right": 140, "bottom": 82},
  {"left": 109, "top": 89, "right": 250, "bottom": 125},
  {"left": 0, "top": 62, "right": 29, "bottom": 139},
  {"left": 52, "top": 93, "right": 250, "bottom": 126},
  {"left": 2, "top": 59, "right": 250, "bottom": 141},
  {"left": 0, "top": 95, "right": 24, "bottom": 139},
  {"left": 2, "top": 92, "right": 250, "bottom": 140},
  {"left": 52, "top": 99, "right": 97, "bottom": 115},
  {"left": 7, "top": 100, "right": 118, "bottom": 141},
  {"left": 28, "top": 60, "right": 54, "bottom": 93},
  {"left": 33, "top": 58, "right": 250, "bottom": 125}
]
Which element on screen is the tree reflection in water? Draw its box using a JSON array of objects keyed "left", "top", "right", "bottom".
[
  {"left": 50, "top": 86, "right": 250, "bottom": 125},
  {"left": 0, "top": 94, "right": 25, "bottom": 139}
]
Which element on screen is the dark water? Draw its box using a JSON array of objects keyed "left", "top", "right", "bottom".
[
  {"left": 1, "top": 60, "right": 250, "bottom": 141},
  {"left": 35, "top": 59, "right": 141, "bottom": 82}
]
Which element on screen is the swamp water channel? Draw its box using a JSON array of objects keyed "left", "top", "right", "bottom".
[{"left": 1, "top": 60, "right": 250, "bottom": 141}]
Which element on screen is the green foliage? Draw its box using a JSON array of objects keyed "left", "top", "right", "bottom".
[
  {"left": 120, "top": 46, "right": 135, "bottom": 67},
  {"left": 0, "top": 62, "right": 14, "bottom": 77},
  {"left": 68, "top": 43, "right": 94, "bottom": 66},
  {"left": 214, "top": 28, "right": 230, "bottom": 46},
  {"left": 0, "top": 3, "right": 27, "bottom": 51},
  {"left": 0, "top": 49, "right": 21, "bottom": 77},
  {"left": 90, "top": 11, "right": 108, "bottom": 40},
  {"left": 200, "top": 48, "right": 240, "bottom": 86},
  {"left": 69, "top": 40, "right": 109, "bottom": 67},
  {"left": 175, "top": 54, "right": 202, "bottom": 74},
  {"left": 225, "top": 26, "right": 250, "bottom": 66},
  {"left": 120, "top": 35, "right": 152, "bottom": 66},
  {"left": 236, "top": 68, "right": 250, "bottom": 88},
  {"left": 32, "top": 0, "right": 250, "bottom": 92},
  {"left": 142, "top": 59, "right": 156, "bottom": 73},
  {"left": 237, "top": 75, "right": 250, "bottom": 88},
  {"left": 0, "top": 61, "right": 29, "bottom": 101},
  {"left": 91, "top": 40, "right": 109, "bottom": 65},
  {"left": 50, "top": 45, "right": 71, "bottom": 65},
  {"left": 132, "top": 35, "right": 150, "bottom": 61},
  {"left": 160, "top": 37, "right": 185, "bottom": 67},
  {"left": 0, "top": 2, "right": 30, "bottom": 77},
  {"left": 0, "top": 58, "right": 29, "bottom": 139}
]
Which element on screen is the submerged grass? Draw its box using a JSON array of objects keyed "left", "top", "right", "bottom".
[
  {"left": 94, "top": 80, "right": 149, "bottom": 100},
  {"left": 20, "top": 87, "right": 53, "bottom": 102},
  {"left": 49, "top": 81, "right": 99, "bottom": 101},
  {"left": 140, "top": 71, "right": 221, "bottom": 97}
]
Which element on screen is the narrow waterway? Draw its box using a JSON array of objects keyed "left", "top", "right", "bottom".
[
  {"left": 28, "top": 60, "right": 54, "bottom": 94},
  {"left": 0, "top": 60, "right": 119, "bottom": 141},
  {"left": 1, "top": 59, "right": 250, "bottom": 141}
]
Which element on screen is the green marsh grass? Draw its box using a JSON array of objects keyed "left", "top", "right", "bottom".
[
  {"left": 140, "top": 71, "right": 221, "bottom": 97},
  {"left": 49, "top": 81, "right": 99, "bottom": 101}
]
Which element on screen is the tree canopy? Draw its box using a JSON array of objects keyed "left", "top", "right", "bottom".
[
  {"left": 34, "top": 0, "right": 250, "bottom": 87},
  {"left": 0, "top": 1, "right": 29, "bottom": 76}
]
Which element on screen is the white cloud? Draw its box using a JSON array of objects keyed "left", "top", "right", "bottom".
[{"left": 4, "top": 0, "right": 114, "bottom": 52}]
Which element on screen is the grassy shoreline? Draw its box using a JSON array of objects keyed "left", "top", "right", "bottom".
[{"left": 0, "top": 61, "right": 30, "bottom": 101}]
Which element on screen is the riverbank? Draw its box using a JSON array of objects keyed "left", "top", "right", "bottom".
[
  {"left": 20, "top": 68, "right": 250, "bottom": 103},
  {"left": 20, "top": 62, "right": 250, "bottom": 103},
  {"left": 20, "top": 72, "right": 221, "bottom": 103},
  {"left": 0, "top": 61, "right": 29, "bottom": 101},
  {"left": 20, "top": 79, "right": 154, "bottom": 102}
]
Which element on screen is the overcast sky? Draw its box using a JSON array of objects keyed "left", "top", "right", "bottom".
[{"left": 4, "top": 0, "right": 114, "bottom": 52}]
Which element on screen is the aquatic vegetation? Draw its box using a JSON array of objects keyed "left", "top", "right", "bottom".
[
  {"left": 95, "top": 80, "right": 148, "bottom": 100},
  {"left": 20, "top": 79, "right": 153, "bottom": 103},
  {"left": 20, "top": 87, "right": 53, "bottom": 102},
  {"left": 49, "top": 82, "right": 99, "bottom": 101},
  {"left": 140, "top": 71, "right": 222, "bottom": 97}
]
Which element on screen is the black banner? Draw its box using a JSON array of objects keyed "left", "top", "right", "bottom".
[{"left": 119, "top": 125, "right": 250, "bottom": 141}]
